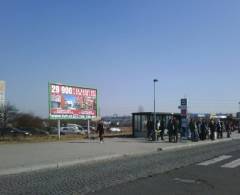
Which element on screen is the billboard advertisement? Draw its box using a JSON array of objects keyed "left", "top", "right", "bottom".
[
  {"left": 48, "top": 83, "right": 97, "bottom": 120},
  {"left": 0, "top": 81, "right": 5, "bottom": 107}
]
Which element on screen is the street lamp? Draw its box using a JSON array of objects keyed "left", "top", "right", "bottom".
[{"left": 153, "top": 79, "right": 158, "bottom": 141}]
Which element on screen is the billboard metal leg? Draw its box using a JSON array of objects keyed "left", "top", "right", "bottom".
[
  {"left": 87, "top": 119, "right": 90, "bottom": 139},
  {"left": 58, "top": 120, "right": 61, "bottom": 140}
]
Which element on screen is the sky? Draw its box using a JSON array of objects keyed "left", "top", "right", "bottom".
[{"left": 1, "top": 0, "right": 240, "bottom": 117}]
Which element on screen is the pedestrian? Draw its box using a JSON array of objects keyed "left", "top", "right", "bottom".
[
  {"left": 216, "top": 120, "right": 222, "bottom": 139},
  {"left": 219, "top": 121, "right": 224, "bottom": 138},
  {"left": 225, "top": 121, "right": 231, "bottom": 138},
  {"left": 147, "top": 119, "right": 154, "bottom": 141},
  {"left": 238, "top": 120, "right": 240, "bottom": 133},
  {"left": 209, "top": 120, "right": 216, "bottom": 140},
  {"left": 97, "top": 120, "right": 104, "bottom": 143},
  {"left": 173, "top": 118, "right": 179, "bottom": 143},
  {"left": 156, "top": 120, "right": 161, "bottom": 140},
  {"left": 200, "top": 119, "right": 207, "bottom": 140},
  {"left": 180, "top": 118, "right": 188, "bottom": 140},
  {"left": 167, "top": 118, "right": 174, "bottom": 142},
  {"left": 160, "top": 119, "right": 165, "bottom": 141},
  {"left": 189, "top": 119, "right": 197, "bottom": 141}
]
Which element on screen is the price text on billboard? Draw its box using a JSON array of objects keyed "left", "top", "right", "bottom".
[{"left": 49, "top": 83, "right": 97, "bottom": 120}]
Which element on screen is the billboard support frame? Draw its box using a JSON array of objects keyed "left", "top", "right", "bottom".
[
  {"left": 87, "top": 119, "right": 90, "bottom": 139},
  {"left": 58, "top": 119, "right": 61, "bottom": 140}
]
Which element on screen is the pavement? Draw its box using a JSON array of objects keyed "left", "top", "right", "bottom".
[{"left": 0, "top": 132, "right": 240, "bottom": 176}]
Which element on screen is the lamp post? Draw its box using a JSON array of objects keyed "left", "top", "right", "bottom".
[{"left": 153, "top": 79, "right": 158, "bottom": 141}]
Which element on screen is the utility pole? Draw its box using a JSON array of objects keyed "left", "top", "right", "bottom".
[{"left": 153, "top": 79, "right": 158, "bottom": 141}]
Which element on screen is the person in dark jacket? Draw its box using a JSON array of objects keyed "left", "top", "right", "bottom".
[
  {"left": 209, "top": 120, "right": 216, "bottom": 140},
  {"left": 97, "top": 121, "right": 104, "bottom": 143},
  {"left": 189, "top": 119, "right": 198, "bottom": 142},
  {"left": 225, "top": 121, "right": 231, "bottom": 138},
  {"left": 160, "top": 120, "right": 165, "bottom": 141},
  {"left": 173, "top": 118, "right": 179, "bottom": 143},
  {"left": 167, "top": 118, "right": 174, "bottom": 142},
  {"left": 147, "top": 119, "right": 154, "bottom": 140}
]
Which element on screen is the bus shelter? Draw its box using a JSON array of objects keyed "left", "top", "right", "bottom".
[{"left": 132, "top": 112, "right": 181, "bottom": 138}]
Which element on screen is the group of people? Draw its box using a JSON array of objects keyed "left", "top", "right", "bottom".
[
  {"left": 188, "top": 118, "right": 232, "bottom": 141},
  {"left": 147, "top": 117, "right": 237, "bottom": 142}
]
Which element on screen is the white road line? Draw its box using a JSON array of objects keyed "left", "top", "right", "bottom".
[
  {"left": 221, "top": 158, "right": 240, "bottom": 168},
  {"left": 198, "top": 155, "right": 232, "bottom": 166}
]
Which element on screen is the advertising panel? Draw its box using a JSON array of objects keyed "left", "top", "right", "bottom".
[
  {"left": 49, "top": 83, "right": 97, "bottom": 120},
  {"left": 0, "top": 81, "right": 5, "bottom": 107}
]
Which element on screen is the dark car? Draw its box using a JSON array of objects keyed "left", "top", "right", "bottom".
[
  {"left": 0, "top": 128, "right": 32, "bottom": 137},
  {"left": 19, "top": 128, "right": 49, "bottom": 136},
  {"left": 10, "top": 128, "right": 32, "bottom": 136},
  {"left": 82, "top": 126, "right": 96, "bottom": 132},
  {"left": 34, "top": 129, "right": 49, "bottom": 135}
]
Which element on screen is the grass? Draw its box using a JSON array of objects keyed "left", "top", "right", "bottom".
[
  {"left": 0, "top": 127, "right": 133, "bottom": 144},
  {"left": 0, "top": 134, "right": 86, "bottom": 144}
]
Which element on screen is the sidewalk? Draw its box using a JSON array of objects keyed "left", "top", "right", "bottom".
[{"left": 0, "top": 132, "right": 240, "bottom": 176}]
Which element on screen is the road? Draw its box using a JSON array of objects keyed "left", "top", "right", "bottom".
[
  {"left": 0, "top": 140, "right": 240, "bottom": 195},
  {"left": 92, "top": 144, "right": 240, "bottom": 195}
]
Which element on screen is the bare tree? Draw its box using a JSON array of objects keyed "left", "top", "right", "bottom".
[
  {"left": 0, "top": 102, "right": 18, "bottom": 128},
  {"left": 15, "top": 113, "right": 44, "bottom": 129}
]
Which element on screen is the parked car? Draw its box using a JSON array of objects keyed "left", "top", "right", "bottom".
[
  {"left": 11, "top": 128, "right": 32, "bottom": 136},
  {"left": 109, "top": 127, "right": 121, "bottom": 132},
  {"left": 0, "top": 128, "right": 32, "bottom": 136},
  {"left": 60, "top": 127, "right": 86, "bottom": 135},
  {"left": 33, "top": 129, "right": 50, "bottom": 135},
  {"left": 82, "top": 126, "right": 96, "bottom": 132},
  {"left": 19, "top": 128, "right": 49, "bottom": 136},
  {"left": 51, "top": 124, "right": 87, "bottom": 135}
]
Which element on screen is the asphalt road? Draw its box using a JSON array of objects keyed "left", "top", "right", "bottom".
[
  {"left": 1, "top": 140, "right": 240, "bottom": 195},
  {"left": 91, "top": 146, "right": 240, "bottom": 195}
]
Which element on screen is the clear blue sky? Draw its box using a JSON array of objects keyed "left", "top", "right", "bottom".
[{"left": 1, "top": 0, "right": 240, "bottom": 117}]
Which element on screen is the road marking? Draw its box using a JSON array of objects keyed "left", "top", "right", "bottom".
[
  {"left": 174, "top": 178, "right": 199, "bottom": 184},
  {"left": 198, "top": 155, "right": 232, "bottom": 166},
  {"left": 221, "top": 158, "right": 240, "bottom": 168}
]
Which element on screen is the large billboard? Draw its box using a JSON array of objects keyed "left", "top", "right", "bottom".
[{"left": 48, "top": 83, "right": 97, "bottom": 120}]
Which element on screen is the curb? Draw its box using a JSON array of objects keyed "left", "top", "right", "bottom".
[
  {"left": 0, "top": 154, "right": 123, "bottom": 176},
  {"left": 157, "top": 137, "right": 239, "bottom": 151}
]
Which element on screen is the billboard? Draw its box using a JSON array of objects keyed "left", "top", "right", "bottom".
[
  {"left": 0, "top": 81, "right": 5, "bottom": 107},
  {"left": 48, "top": 83, "right": 97, "bottom": 120}
]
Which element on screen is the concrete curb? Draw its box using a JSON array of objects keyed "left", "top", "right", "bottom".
[
  {"left": 0, "top": 154, "right": 123, "bottom": 176},
  {"left": 158, "top": 136, "right": 240, "bottom": 151}
]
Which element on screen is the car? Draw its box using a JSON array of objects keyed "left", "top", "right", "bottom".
[
  {"left": 10, "top": 128, "right": 32, "bottom": 136},
  {"left": 109, "top": 127, "right": 121, "bottom": 132},
  {"left": 19, "top": 128, "right": 49, "bottom": 136},
  {"left": 82, "top": 126, "right": 96, "bottom": 132},
  {"left": 0, "top": 128, "right": 32, "bottom": 136},
  {"left": 33, "top": 129, "right": 49, "bottom": 135},
  {"left": 60, "top": 127, "right": 85, "bottom": 135}
]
